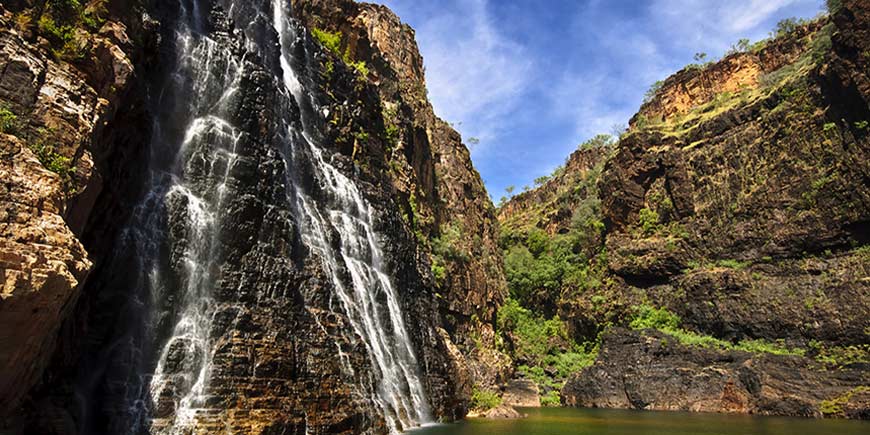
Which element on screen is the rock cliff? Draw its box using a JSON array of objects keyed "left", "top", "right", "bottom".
[
  {"left": 499, "top": 0, "right": 869, "bottom": 419},
  {"left": 0, "top": 0, "right": 506, "bottom": 434},
  {"left": 289, "top": 0, "right": 510, "bottom": 390},
  {"left": 0, "top": 0, "right": 145, "bottom": 420}
]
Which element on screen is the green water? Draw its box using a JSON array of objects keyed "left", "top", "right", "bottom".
[{"left": 414, "top": 408, "right": 869, "bottom": 435}]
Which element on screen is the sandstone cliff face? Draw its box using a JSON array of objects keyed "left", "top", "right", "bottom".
[
  {"left": 0, "top": 1, "right": 141, "bottom": 417},
  {"left": 501, "top": 0, "right": 869, "bottom": 418},
  {"left": 594, "top": 3, "right": 870, "bottom": 346},
  {"left": 1, "top": 0, "right": 504, "bottom": 434},
  {"left": 291, "top": 0, "right": 510, "bottom": 390}
]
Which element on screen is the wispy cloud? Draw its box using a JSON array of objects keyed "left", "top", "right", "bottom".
[
  {"left": 725, "top": 0, "right": 803, "bottom": 32},
  {"left": 370, "top": 0, "right": 824, "bottom": 198},
  {"left": 377, "top": 0, "right": 533, "bottom": 153}
]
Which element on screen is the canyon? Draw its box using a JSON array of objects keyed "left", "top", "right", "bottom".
[{"left": 0, "top": 0, "right": 867, "bottom": 434}]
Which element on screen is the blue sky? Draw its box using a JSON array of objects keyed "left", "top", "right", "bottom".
[{"left": 372, "top": 0, "right": 825, "bottom": 200}]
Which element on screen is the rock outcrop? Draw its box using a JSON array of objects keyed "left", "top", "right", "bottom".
[
  {"left": 481, "top": 404, "right": 524, "bottom": 419},
  {"left": 500, "top": 0, "right": 869, "bottom": 419},
  {"left": 0, "top": 2, "right": 143, "bottom": 417},
  {"left": 0, "top": 0, "right": 506, "bottom": 434},
  {"left": 502, "top": 379, "right": 541, "bottom": 408},
  {"left": 563, "top": 329, "right": 869, "bottom": 417}
]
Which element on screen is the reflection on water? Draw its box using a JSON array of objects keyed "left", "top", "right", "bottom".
[{"left": 415, "top": 407, "right": 869, "bottom": 435}]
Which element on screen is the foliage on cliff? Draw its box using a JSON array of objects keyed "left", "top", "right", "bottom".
[{"left": 498, "top": 0, "right": 870, "bottom": 417}]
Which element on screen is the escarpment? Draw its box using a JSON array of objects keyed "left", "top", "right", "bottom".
[
  {"left": 1, "top": 0, "right": 868, "bottom": 432},
  {"left": 290, "top": 0, "right": 510, "bottom": 390},
  {"left": 500, "top": 0, "right": 869, "bottom": 419},
  {"left": 0, "top": 0, "right": 149, "bottom": 419},
  {"left": 1, "top": 0, "right": 506, "bottom": 434}
]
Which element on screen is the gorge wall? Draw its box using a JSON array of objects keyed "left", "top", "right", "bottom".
[
  {"left": 499, "top": 0, "right": 869, "bottom": 419},
  {"left": 0, "top": 0, "right": 506, "bottom": 434},
  {"left": 1, "top": 0, "right": 868, "bottom": 432}
]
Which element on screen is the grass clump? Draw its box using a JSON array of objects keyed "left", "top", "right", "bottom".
[
  {"left": 629, "top": 304, "right": 805, "bottom": 356},
  {"left": 820, "top": 386, "right": 869, "bottom": 417},
  {"left": 311, "top": 27, "right": 369, "bottom": 79},
  {"left": 812, "top": 342, "right": 870, "bottom": 367},
  {"left": 0, "top": 107, "right": 19, "bottom": 134},
  {"left": 470, "top": 387, "right": 502, "bottom": 411}
]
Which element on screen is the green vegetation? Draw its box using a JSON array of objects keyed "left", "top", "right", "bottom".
[
  {"left": 772, "top": 17, "right": 811, "bottom": 38},
  {"left": 629, "top": 305, "right": 680, "bottom": 330},
  {"left": 430, "top": 223, "right": 468, "bottom": 287},
  {"left": 643, "top": 80, "right": 664, "bottom": 104},
  {"left": 580, "top": 134, "right": 615, "bottom": 151},
  {"left": 352, "top": 129, "right": 369, "bottom": 142},
  {"left": 716, "top": 259, "right": 750, "bottom": 269},
  {"left": 0, "top": 107, "right": 19, "bottom": 135},
  {"left": 470, "top": 387, "right": 502, "bottom": 411},
  {"left": 497, "top": 298, "right": 598, "bottom": 405},
  {"left": 819, "top": 386, "right": 869, "bottom": 416},
  {"left": 638, "top": 207, "right": 660, "bottom": 236},
  {"left": 311, "top": 27, "right": 369, "bottom": 78},
  {"left": 540, "top": 390, "right": 561, "bottom": 407},
  {"left": 311, "top": 28, "right": 342, "bottom": 54},
  {"left": 726, "top": 38, "right": 752, "bottom": 55},
  {"left": 24, "top": 0, "right": 109, "bottom": 60},
  {"left": 28, "top": 130, "right": 76, "bottom": 189},
  {"left": 811, "top": 342, "right": 870, "bottom": 367},
  {"left": 382, "top": 106, "right": 401, "bottom": 149},
  {"left": 502, "top": 224, "right": 605, "bottom": 313},
  {"left": 498, "top": 135, "right": 612, "bottom": 401},
  {"left": 629, "top": 304, "right": 806, "bottom": 356}
]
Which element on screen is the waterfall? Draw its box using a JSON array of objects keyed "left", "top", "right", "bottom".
[
  {"left": 271, "top": 1, "right": 432, "bottom": 431},
  {"left": 80, "top": 1, "right": 432, "bottom": 433}
]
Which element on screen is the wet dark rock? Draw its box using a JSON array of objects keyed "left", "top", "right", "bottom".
[
  {"left": 1, "top": 0, "right": 503, "bottom": 434},
  {"left": 564, "top": 329, "right": 869, "bottom": 417}
]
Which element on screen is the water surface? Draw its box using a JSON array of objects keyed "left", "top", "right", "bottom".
[{"left": 415, "top": 407, "right": 868, "bottom": 435}]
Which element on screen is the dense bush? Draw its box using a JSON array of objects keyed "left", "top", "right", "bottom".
[
  {"left": 497, "top": 298, "right": 598, "bottom": 406},
  {"left": 470, "top": 387, "right": 502, "bottom": 411}
]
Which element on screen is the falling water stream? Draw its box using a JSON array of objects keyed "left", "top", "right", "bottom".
[{"left": 85, "top": 0, "right": 431, "bottom": 433}]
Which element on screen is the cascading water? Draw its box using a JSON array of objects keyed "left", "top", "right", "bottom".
[
  {"left": 271, "top": 1, "right": 432, "bottom": 431},
  {"left": 76, "top": 1, "right": 432, "bottom": 433}
]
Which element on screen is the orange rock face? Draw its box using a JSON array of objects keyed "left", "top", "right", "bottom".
[{"left": 0, "top": 8, "right": 136, "bottom": 415}]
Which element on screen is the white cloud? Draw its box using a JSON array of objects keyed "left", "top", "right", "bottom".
[
  {"left": 377, "top": 0, "right": 533, "bottom": 154},
  {"left": 724, "top": 0, "right": 800, "bottom": 32}
]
